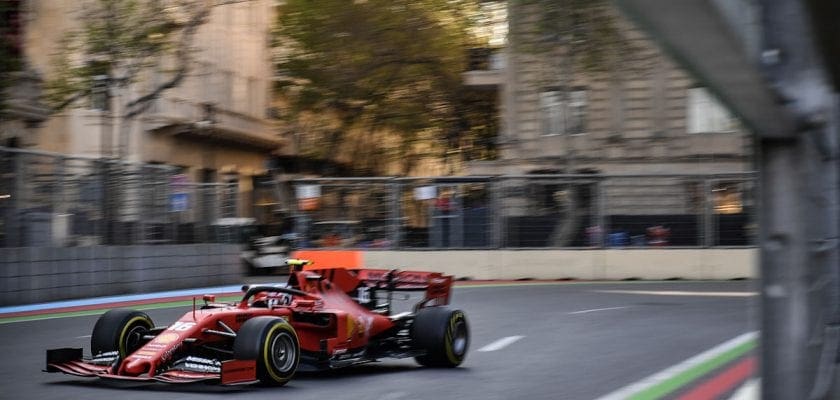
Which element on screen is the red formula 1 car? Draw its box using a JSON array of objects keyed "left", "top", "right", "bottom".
[{"left": 45, "top": 260, "right": 469, "bottom": 386}]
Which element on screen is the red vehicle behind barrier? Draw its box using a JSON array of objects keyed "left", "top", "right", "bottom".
[{"left": 45, "top": 260, "right": 469, "bottom": 386}]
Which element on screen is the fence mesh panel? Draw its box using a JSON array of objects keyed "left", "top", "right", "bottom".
[
  {"left": 288, "top": 173, "right": 755, "bottom": 249},
  {"left": 1, "top": 148, "right": 238, "bottom": 247},
  {"left": 1, "top": 147, "right": 756, "bottom": 249}
]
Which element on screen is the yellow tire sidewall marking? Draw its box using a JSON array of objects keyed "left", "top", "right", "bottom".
[
  {"left": 118, "top": 316, "right": 151, "bottom": 357},
  {"left": 262, "top": 321, "right": 299, "bottom": 383},
  {"left": 444, "top": 311, "right": 465, "bottom": 364}
]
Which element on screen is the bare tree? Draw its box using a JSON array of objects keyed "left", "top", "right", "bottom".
[{"left": 44, "top": 0, "right": 222, "bottom": 157}]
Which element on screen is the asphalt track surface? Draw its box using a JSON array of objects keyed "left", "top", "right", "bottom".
[{"left": 0, "top": 280, "right": 757, "bottom": 400}]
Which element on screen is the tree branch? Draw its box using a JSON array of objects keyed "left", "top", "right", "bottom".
[{"left": 122, "top": 4, "right": 211, "bottom": 119}]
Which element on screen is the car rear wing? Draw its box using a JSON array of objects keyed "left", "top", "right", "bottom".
[
  {"left": 289, "top": 259, "right": 453, "bottom": 306},
  {"left": 355, "top": 269, "right": 453, "bottom": 306}
]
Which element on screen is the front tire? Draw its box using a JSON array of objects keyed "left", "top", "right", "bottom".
[
  {"left": 233, "top": 317, "right": 299, "bottom": 385},
  {"left": 91, "top": 309, "right": 154, "bottom": 358},
  {"left": 411, "top": 307, "right": 469, "bottom": 367}
]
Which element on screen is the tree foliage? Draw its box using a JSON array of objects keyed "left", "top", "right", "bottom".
[
  {"left": 274, "top": 0, "right": 497, "bottom": 175},
  {"left": 519, "top": 0, "right": 641, "bottom": 75},
  {"left": 44, "top": 0, "right": 212, "bottom": 118}
]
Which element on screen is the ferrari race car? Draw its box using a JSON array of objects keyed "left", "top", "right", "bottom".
[{"left": 45, "top": 260, "right": 469, "bottom": 386}]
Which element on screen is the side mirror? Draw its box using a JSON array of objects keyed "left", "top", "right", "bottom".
[{"left": 203, "top": 294, "right": 216, "bottom": 305}]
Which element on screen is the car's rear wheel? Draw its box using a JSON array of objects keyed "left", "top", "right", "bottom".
[
  {"left": 411, "top": 307, "right": 469, "bottom": 367},
  {"left": 91, "top": 309, "right": 154, "bottom": 358},
  {"left": 233, "top": 317, "right": 299, "bottom": 385}
]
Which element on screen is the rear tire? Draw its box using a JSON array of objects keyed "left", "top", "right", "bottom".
[
  {"left": 233, "top": 317, "right": 299, "bottom": 385},
  {"left": 411, "top": 307, "right": 469, "bottom": 367},
  {"left": 91, "top": 309, "right": 154, "bottom": 358}
]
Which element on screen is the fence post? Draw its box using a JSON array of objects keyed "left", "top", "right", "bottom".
[
  {"left": 703, "top": 178, "right": 714, "bottom": 247},
  {"left": 452, "top": 184, "right": 464, "bottom": 248},
  {"left": 491, "top": 177, "right": 504, "bottom": 248},
  {"left": 597, "top": 178, "right": 608, "bottom": 248},
  {"left": 11, "top": 151, "right": 25, "bottom": 247},
  {"left": 389, "top": 180, "right": 400, "bottom": 249},
  {"left": 54, "top": 155, "right": 65, "bottom": 247},
  {"left": 99, "top": 159, "right": 109, "bottom": 244}
]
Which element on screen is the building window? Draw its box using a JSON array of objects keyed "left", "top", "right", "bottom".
[
  {"left": 219, "top": 70, "right": 233, "bottom": 109},
  {"left": 90, "top": 75, "right": 110, "bottom": 111},
  {"left": 2, "top": 0, "right": 23, "bottom": 58},
  {"left": 221, "top": 174, "right": 239, "bottom": 218},
  {"left": 475, "top": 0, "right": 507, "bottom": 47},
  {"left": 247, "top": 77, "right": 259, "bottom": 115},
  {"left": 687, "top": 87, "right": 735, "bottom": 133},
  {"left": 713, "top": 182, "right": 743, "bottom": 214},
  {"left": 540, "top": 89, "right": 587, "bottom": 136},
  {"left": 685, "top": 181, "right": 744, "bottom": 214}
]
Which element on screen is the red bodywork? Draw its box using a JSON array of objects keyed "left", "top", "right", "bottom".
[{"left": 46, "top": 266, "right": 453, "bottom": 384}]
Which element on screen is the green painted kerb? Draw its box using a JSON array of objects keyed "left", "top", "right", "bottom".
[
  {"left": 0, "top": 296, "right": 242, "bottom": 325},
  {"left": 628, "top": 338, "right": 757, "bottom": 400}
]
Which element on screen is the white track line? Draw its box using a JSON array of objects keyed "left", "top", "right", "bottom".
[
  {"left": 595, "top": 290, "right": 758, "bottom": 297},
  {"left": 594, "top": 331, "right": 758, "bottom": 400},
  {"left": 728, "top": 379, "right": 760, "bottom": 400},
  {"left": 568, "top": 306, "right": 630, "bottom": 315},
  {"left": 74, "top": 335, "right": 91, "bottom": 339},
  {"left": 477, "top": 335, "right": 525, "bottom": 352},
  {"left": 376, "top": 391, "right": 409, "bottom": 400}
]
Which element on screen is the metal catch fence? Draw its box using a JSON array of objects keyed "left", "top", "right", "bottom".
[
  {"left": 2, "top": 146, "right": 756, "bottom": 249},
  {"left": 285, "top": 173, "right": 756, "bottom": 249},
  {"left": 0, "top": 147, "right": 240, "bottom": 247}
]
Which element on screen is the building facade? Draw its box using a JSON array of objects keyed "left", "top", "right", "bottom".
[
  {"left": 464, "top": 1, "right": 754, "bottom": 217},
  {"left": 466, "top": 1, "right": 752, "bottom": 176},
  {"left": 1, "top": 0, "right": 50, "bottom": 148},
  {"left": 12, "top": 0, "right": 283, "bottom": 217}
]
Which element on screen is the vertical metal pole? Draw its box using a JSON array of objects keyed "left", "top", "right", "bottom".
[
  {"left": 429, "top": 185, "right": 439, "bottom": 248},
  {"left": 12, "top": 151, "right": 25, "bottom": 247},
  {"left": 756, "top": 1, "right": 840, "bottom": 395},
  {"left": 703, "top": 178, "right": 714, "bottom": 247},
  {"left": 55, "top": 156, "right": 65, "bottom": 247},
  {"left": 758, "top": 138, "right": 814, "bottom": 399},
  {"left": 598, "top": 178, "right": 608, "bottom": 248},
  {"left": 452, "top": 185, "right": 463, "bottom": 248},
  {"left": 489, "top": 178, "right": 501, "bottom": 248},
  {"left": 100, "top": 159, "right": 109, "bottom": 245},
  {"left": 389, "top": 180, "right": 400, "bottom": 249},
  {"left": 806, "top": 101, "right": 840, "bottom": 399}
]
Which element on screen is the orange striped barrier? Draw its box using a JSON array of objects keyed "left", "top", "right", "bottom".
[{"left": 292, "top": 250, "right": 362, "bottom": 270}]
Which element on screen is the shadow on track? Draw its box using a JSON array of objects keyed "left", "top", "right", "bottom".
[
  {"left": 45, "top": 379, "right": 261, "bottom": 395},
  {"left": 43, "top": 362, "right": 471, "bottom": 393}
]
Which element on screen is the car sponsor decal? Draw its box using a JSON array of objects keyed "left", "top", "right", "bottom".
[{"left": 154, "top": 333, "right": 179, "bottom": 344}]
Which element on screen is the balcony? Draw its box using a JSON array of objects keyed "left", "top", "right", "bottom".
[
  {"left": 2, "top": 70, "right": 50, "bottom": 124},
  {"left": 145, "top": 96, "right": 283, "bottom": 151},
  {"left": 462, "top": 48, "right": 505, "bottom": 88}
]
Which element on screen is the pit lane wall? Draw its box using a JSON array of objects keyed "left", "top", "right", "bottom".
[
  {"left": 299, "top": 249, "right": 757, "bottom": 280},
  {"left": 0, "top": 244, "right": 242, "bottom": 306}
]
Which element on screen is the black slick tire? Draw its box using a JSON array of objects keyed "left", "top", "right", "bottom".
[
  {"left": 411, "top": 307, "right": 469, "bottom": 367},
  {"left": 90, "top": 309, "right": 154, "bottom": 358},
  {"left": 233, "top": 316, "right": 299, "bottom": 385}
]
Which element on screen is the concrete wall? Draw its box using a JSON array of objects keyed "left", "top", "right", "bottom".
[
  {"left": 1, "top": 247, "right": 755, "bottom": 306},
  {"left": 0, "top": 244, "right": 242, "bottom": 306},
  {"left": 362, "top": 249, "right": 757, "bottom": 280}
]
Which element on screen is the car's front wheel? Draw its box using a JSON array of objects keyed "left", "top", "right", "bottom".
[
  {"left": 90, "top": 309, "right": 154, "bottom": 358},
  {"left": 233, "top": 316, "right": 299, "bottom": 385}
]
